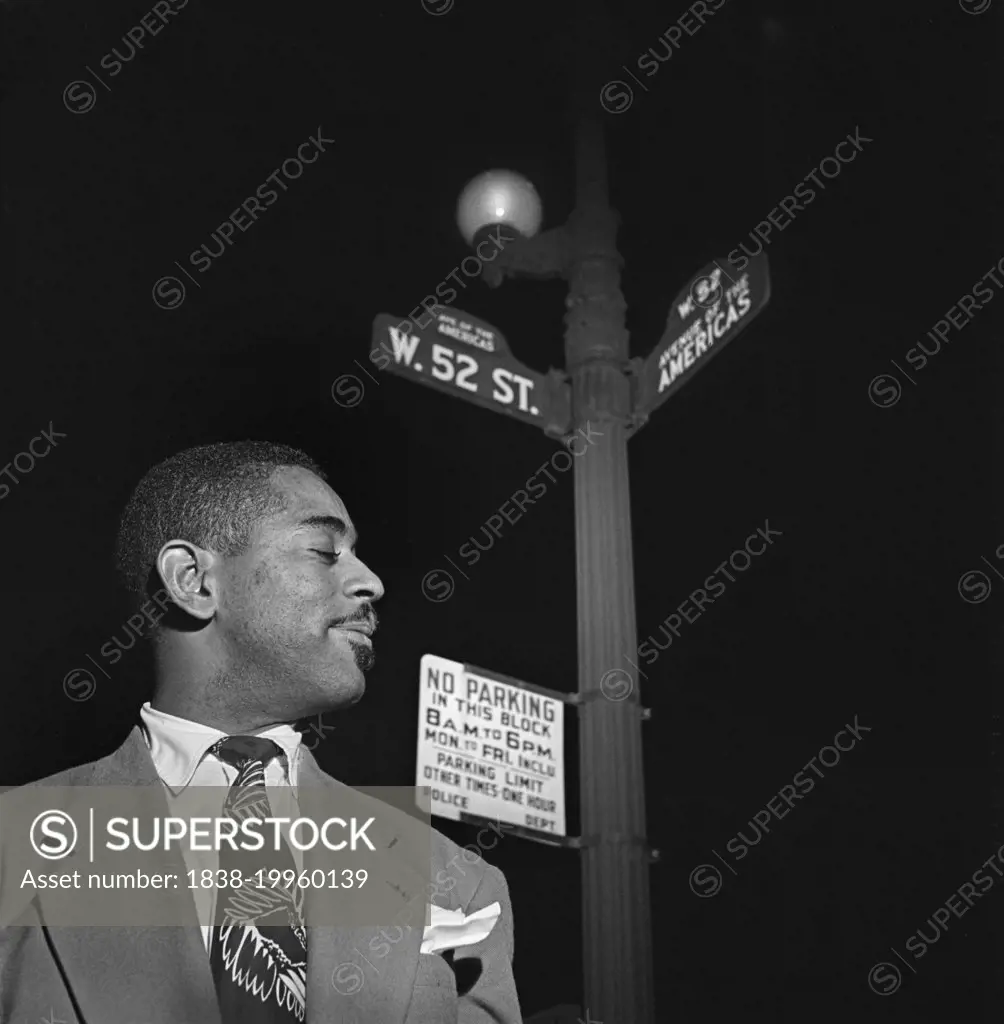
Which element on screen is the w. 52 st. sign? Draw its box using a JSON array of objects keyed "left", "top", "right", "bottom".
[{"left": 370, "top": 306, "right": 571, "bottom": 437}]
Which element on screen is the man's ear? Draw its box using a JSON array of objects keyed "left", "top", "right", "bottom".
[{"left": 156, "top": 541, "right": 219, "bottom": 621}]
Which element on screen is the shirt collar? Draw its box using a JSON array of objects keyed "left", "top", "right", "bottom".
[{"left": 139, "top": 701, "right": 304, "bottom": 791}]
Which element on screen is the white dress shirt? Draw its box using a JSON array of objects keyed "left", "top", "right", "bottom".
[{"left": 138, "top": 701, "right": 305, "bottom": 953}]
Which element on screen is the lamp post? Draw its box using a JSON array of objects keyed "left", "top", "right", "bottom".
[
  {"left": 457, "top": 106, "right": 655, "bottom": 1024},
  {"left": 382, "top": 11, "right": 767, "bottom": 1018}
]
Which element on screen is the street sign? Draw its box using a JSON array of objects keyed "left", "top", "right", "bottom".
[
  {"left": 370, "top": 307, "right": 570, "bottom": 435},
  {"left": 415, "top": 653, "right": 566, "bottom": 837},
  {"left": 637, "top": 253, "right": 771, "bottom": 419}
]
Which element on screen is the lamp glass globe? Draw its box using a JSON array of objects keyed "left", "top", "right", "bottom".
[{"left": 456, "top": 170, "right": 542, "bottom": 246}]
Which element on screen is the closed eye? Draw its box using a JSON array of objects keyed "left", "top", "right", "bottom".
[{"left": 311, "top": 549, "right": 340, "bottom": 564}]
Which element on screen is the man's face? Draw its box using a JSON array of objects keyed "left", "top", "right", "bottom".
[{"left": 213, "top": 466, "right": 384, "bottom": 720}]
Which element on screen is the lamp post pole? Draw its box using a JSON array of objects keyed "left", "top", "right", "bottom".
[
  {"left": 565, "top": 108, "right": 654, "bottom": 1024},
  {"left": 460, "top": 4, "right": 656, "bottom": 1016},
  {"left": 386, "top": 4, "right": 766, "bottom": 1013}
]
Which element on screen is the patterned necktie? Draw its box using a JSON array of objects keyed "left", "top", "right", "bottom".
[{"left": 208, "top": 735, "right": 307, "bottom": 1022}]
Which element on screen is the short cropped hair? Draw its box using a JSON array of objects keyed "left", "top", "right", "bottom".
[{"left": 115, "top": 440, "right": 327, "bottom": 613}]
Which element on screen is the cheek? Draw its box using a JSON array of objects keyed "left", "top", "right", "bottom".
[
  {"left": 244, "top": 565, "right": 280, "bottom": 613},
  {"left": 254, "top": 566, "right": 330, "bottom": 624},
  {"left": 239, "top": 564, "right": 292, "bottom": 624}
]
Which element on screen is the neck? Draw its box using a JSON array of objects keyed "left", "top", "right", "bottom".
[
  {"left": 151, "top": 635, "right": 284, "bottom": 734},
  {"left": 149, "top": 690, "right": 283, "bottom": 734}
]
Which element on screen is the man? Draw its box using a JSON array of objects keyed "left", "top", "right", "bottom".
[{"left": 0, "top": 441, "right": 521, "bottom": 1023}]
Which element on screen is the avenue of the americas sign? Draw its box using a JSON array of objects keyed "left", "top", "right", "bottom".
[
  {"left": 638, "top": 253, "right": 770, "bottom": 417},
  {"left": 415, "top": 654, "right": 565, "bottom": 837}
]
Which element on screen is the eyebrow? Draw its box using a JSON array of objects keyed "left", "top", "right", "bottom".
[{"left": 294, "top": 515, "right": 358, "bottom": 547}]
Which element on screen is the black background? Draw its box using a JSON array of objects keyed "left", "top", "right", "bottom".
[{"left": 2, "top": 0, "right": 1002, "bottom": 1018}]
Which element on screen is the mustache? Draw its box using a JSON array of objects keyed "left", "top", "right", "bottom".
[{"left": 329, "top": 605, "right": 378, "bottom": 631}]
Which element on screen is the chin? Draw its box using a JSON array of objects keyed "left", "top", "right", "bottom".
[
  {"left": 321, "top": 670, "right": 366, "bottom": 709},
  {"left": 343, "top": 673, "right": 366, "bottom": 704}
]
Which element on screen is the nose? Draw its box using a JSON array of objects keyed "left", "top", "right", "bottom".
[{"left": 343, "top": 553, "right": 384, "bottom": 604}]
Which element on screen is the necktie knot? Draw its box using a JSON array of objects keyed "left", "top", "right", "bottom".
[{"left": 211, "top": 734, "right": 281, "bottom": 770}]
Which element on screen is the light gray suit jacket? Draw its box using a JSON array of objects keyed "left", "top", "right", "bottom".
[{"left": 0, "top": 726, "right": 521, "bottom": 1023}]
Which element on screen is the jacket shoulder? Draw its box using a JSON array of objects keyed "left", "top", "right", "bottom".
[{"left": 5, "top": 747, "right": 114, "bottom": 789}]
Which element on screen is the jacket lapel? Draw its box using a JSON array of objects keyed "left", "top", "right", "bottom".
[
  {"left": 297, "top": 748, "right": 422, "bottom": 1024},
  {"left": 34, "top": 728, "right": 425, "bottom": 1024},
  {"left": 40, "top": 727, "right": 221, "bottom": 1024}
]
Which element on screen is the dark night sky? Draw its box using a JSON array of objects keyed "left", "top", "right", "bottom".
[{"left": 2, "top": 0, "right": 1002, "bottom": 1019}]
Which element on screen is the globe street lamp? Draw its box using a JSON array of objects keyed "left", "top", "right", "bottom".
[
  {"left": 457, "top": 169, "right": 543, "bottom": 250},
  {"left": 457, "top": 140, "right": 655, "bottom": 1024}
]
